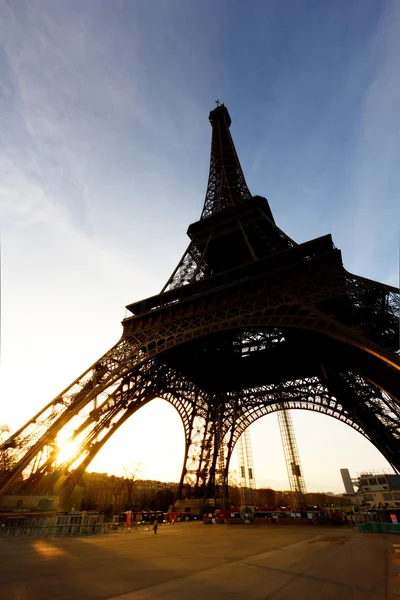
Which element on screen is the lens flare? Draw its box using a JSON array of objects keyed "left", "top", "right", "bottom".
[{"left": 56, "top": 438, "right": 80, "bottom": 465}]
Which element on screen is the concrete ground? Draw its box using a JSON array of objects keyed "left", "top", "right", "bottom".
[{"left": 1, "top": 522, "right": 399, "bottom": 600}]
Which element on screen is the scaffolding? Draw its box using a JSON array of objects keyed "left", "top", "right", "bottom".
[
  {"left": 236, "top": 428, "right": 257, "bottom": 506},
  {"left": 277, "top": 404, "right": 307, "bottom": 511}
]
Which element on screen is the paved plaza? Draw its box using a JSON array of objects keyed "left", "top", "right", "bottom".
[{"left": 1, "top": 522, "right": 399, "bottom": 599}]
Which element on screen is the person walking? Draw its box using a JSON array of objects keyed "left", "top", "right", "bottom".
[{"left": 152, "top": 518, "right": 158, "bottom": 534}]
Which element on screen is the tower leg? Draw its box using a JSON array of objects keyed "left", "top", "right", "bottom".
[
  {"left": 176, "top": 396, "right": 235, "bottom": 509},
  {"left": 325, "top": 370, "right": 400, "bottom": 470}
]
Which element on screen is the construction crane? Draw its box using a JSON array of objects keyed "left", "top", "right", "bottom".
[
  {"left": 235, "top": 408, "right": 307, "bottom": 511},
  {"left": 216, "top": 397, "right": 228, "bottom": 508},
  {"left": 236, "top": 428, "right": 257, "bottom": 506},
  {"left": 277, "top": 404, "right": 307, "bottom": 511}
]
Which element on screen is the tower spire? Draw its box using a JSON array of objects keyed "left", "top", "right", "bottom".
[
  {"left": 200, "top": 104, "right": 252, "bottom": 219},
  {"left": 162, "top": 103, "right": 294, "bottom": 291}
]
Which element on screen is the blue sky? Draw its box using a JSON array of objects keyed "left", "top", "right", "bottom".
[{"left": 0, "top": 0, "right": 399, "bottom": 492}]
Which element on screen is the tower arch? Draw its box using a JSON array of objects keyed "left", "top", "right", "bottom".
[{"left": 1, "top": 103, "right": 398, "bottom": 507}]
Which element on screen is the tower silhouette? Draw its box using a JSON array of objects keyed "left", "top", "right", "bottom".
[{"left": 1, "top": 104, "right": 399, "bottom": 508}]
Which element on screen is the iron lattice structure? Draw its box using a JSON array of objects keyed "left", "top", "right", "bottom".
[{"left": 1, "top": 104, "right": 399, "bottom": 508}]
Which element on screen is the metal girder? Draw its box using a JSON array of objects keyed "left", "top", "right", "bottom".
[
  {"left": 1, "top": 296, "right": 398, "bottom": 503},
  {"left": 0, "top": 362, "right": 207, "bottom": 503},
  {"left": 201, "top": 104, "right": 252, "bottom": 219},
  {"left": 1, "top": 103, "right": 399, "bottom": 508},
  {"left": 174, "top": 372, "right": 400, "bottom": 503}
]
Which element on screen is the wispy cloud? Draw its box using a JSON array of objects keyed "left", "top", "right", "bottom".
[{"left": 344, "top": 0, "right": 400, "bottom": 281}]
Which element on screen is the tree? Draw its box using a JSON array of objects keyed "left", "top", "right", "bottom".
[
  {"left": 0, "top": 425, "right": 10, "bottom": 437},
  {"left": 149, "top": 488, "right": 175, "bottom": 512},
  {"left": 64, "top": 484, "right": 85, "bottom": 512},
  {"left": 228, "top": 470, "right": 241, "bottom": 506},
  {"left": 257, "top": 488, "right": 277, "bottom": 508},
  {"left": 0, "top": 425, "right": 11, "bottom": 473},
  {"left": 123, "top": 463, "right": 142, "bottom": 510}
]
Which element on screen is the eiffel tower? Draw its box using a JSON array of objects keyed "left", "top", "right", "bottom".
[{"left": 1, "top": 103, "right": 399, "bottom": 508}]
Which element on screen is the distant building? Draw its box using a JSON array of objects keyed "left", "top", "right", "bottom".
[
  {"left": 357, "top": 471, "right": 400, "bottom": 508},
  {"left": 81, "top": 472, "right": 178, "bottom": 512},
  {"left": 341, "top": 468, "right": 400, "bottom": 508},
  {"left": 340, "top": 468, "right": 355, "bottom": 494},
  {"left": 172, "top": 498, "right": 215, "bottom": 517},
  {"left": 0, "top": 495, "right": 58, "bottom": 512},
  {"left": 306, "top": 492, "right": 349, "bottom": 506}
]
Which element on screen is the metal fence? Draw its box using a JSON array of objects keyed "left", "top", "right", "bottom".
[
  {"left": 0, "top": 522, "right": 111, "bottom": 539},
  {"left": 357, "top": 522, "right": 400, "bottom": 534},
  {"left": 355, "top": 511, "right": 400, "bottom": 534},
  {"left": 0, "top": 512, "right": 110, "bottom": 540}
]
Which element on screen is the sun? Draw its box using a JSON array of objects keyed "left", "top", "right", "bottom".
[{"left": 56, "top": 438, "right": 81, "bottom": 466}]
